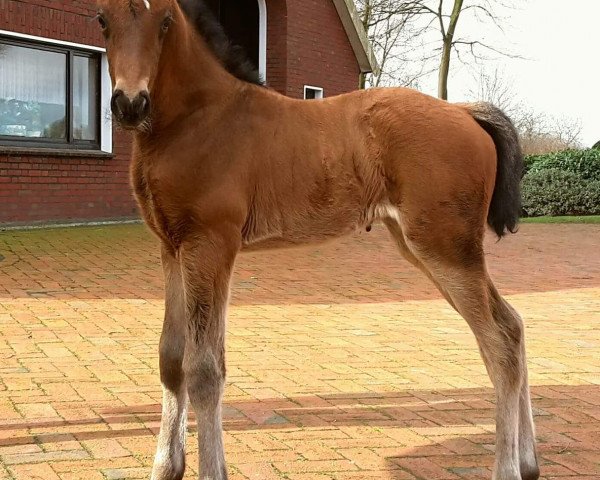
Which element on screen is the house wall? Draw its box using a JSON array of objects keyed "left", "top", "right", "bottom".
[
  {"left": 266, "top": 0, "right": 288, "bottom": 94},
  {"left": 0, "top": 0, "right": 362, "bottom": 226},
  {"left": 266, "top": 0, "right": 361, "bottom": 97},
  {"left": 284, "top": 0, "right": 361, "bottom": 97}
]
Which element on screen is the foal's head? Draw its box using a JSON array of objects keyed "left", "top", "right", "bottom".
[
  {"left": 95, "top": 0, "right": 177, "bottom": 129},
  {"left": 97, "top": 0, "right": 262, "bottom": 129}
]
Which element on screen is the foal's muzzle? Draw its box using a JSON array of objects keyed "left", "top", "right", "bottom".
[{"left": 111, "top": 90, "right": 151, "bottom": 128}]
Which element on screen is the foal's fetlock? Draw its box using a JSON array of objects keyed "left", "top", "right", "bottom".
[
  {"left": 519, "top": 443, "right": 540, "bottom": 480},
  {"left": 220, "top": 464, "right": 229, "bottom": 480},
  {"left": 492, "top": 473, "right": 521, "bottom": 480},
  {"left": 492, "top": 463, "right": 522, "bottom": 480},
  {"left": 198, "top": 468, "right": 228, "bottom": 480},
  {"left": 151, "top": 454, "right": 185, "bottom": 480}
]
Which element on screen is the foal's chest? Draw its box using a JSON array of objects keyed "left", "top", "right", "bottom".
[{"left": 131, "top": 158, "right": 186, "bottom": 249}]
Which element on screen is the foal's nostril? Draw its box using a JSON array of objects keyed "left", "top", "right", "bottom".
[
  {"left": 111, "top": 90, "right": 130, "bottom": 118},
  {"left": 134, "top": 91, "right": 151, "bottom": 118},
  {"left": 111, "top": 90, "right": 150, "bottom": 126}
]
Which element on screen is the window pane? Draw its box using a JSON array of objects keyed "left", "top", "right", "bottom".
[
  {"left": 73, "top": 55, "right": 98, "bottom": 141},
  {"left": 0, "top": 43, "right": 67, "bottom": 139},
  {"left": 305, "top": 89, "right": 317, "bottom": 100}
]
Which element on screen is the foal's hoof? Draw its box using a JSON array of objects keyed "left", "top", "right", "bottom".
[{"left": 521, "top": 465, "right": 540, "bottom": 480}]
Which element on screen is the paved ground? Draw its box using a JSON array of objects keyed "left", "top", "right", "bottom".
[{"left": 0, "top": 223, "right": 598, "bottom": 480}]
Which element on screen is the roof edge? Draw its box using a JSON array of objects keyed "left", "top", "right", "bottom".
[{"left": 332, "top": 0, "right": 380, "bottom": 75}]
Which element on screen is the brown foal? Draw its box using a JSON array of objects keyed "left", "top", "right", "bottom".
[{"left": 95, "top": 1, "right": 539, "bottom": 479}]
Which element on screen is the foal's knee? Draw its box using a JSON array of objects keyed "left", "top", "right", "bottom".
[
  {"left": 184, "top": 350, "right": 225, "bottom": 406},
  {"left": 159, "top": 334, "right": 185, "bottom": 391}
]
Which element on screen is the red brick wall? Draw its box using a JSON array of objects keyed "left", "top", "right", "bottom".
[
  {"left": 283, "top": 0, "right": 361, "bottom": 98},
  {"left": 266, "top": 0, "right": 288, "bottom": 94},
  {"left": 0, "top": 0, "right": 138, "bottom": 226},
  {"left": 0, "top": 0, "right": 104, "bottom": 47},
  {"left": 0, "top": 0, "right": 361, "bottom": 226},
  {"left": 0, "top": 138, "right": 137, "bottom": 225}
]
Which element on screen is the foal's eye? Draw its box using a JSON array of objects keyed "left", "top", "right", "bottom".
[
  {"left": 97, "top": 15, "right": 107, "bottom": 31},
  {"left": 161, "top": 17, "right": 172, "bottom": 33}
]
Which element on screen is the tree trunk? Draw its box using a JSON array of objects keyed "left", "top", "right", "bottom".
[
  {"left": 438, "top": 0, "right": 464, "bottom": 100},
  {"left": 438, "top": 39, "right": 452, "bottom": 100}
]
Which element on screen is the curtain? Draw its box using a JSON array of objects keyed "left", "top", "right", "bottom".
[{"left": 0, "top": 43, "right": 66, "bottom": 105}]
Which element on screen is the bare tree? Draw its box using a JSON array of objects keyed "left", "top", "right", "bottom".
[
  {"left": 470, "top": 68, "right": 583, "bottom": 154},
  {"left": 409, "top": 0, "right": 519, "bottom": 100},
  {"left": 525, "top": 116, "right": 583, "bottom": 154},
  {"left": 470, "top": 68, "right": 528, "bottom": 132},
  {"left": 355, "top": 1, "right": 518, "bottom": 98},
  {"left": 356, "top": 0, "right": 434, "bottom": 88},
  {"left": 469, "top": 68, "right": 516, "bottom": 110},
  {"left": 552, "top": 117, "right": 583, "bottom": 148}
]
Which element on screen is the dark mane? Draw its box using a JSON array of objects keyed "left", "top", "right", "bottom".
[{"left": 176, "top": 0, "right": 263, "bottom": 86}]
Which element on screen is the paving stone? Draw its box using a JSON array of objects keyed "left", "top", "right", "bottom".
[{"left": 0, "top": 223, "right": 598, "bottom": 479}]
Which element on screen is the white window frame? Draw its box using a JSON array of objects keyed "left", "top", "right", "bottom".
[
  {"left": 0, "top": 29, "right": 113, "bottom": 154},
  {"left": 304, "top": 85, "right": 324, "bottom": 100},
  {"left": 257, "top": 0, "right": 267, "bottom": 82}
]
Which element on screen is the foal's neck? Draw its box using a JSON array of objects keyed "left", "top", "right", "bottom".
[{"left": 144, "top": 7, "right": 241, "bottom": 134}]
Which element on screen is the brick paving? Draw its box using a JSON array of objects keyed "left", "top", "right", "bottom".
[{"left": 0, "top": 223, "right": 598, "bottom": 480}]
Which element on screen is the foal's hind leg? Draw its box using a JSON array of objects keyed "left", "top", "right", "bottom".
[
  {"left": 384, "top": 219, "right": 457, "bottom": 310},
  {"left": 479, "top": 281, "right": 539, "bottom": 480},
  {"left": 152, "top": 247, "right": 188, "bottom": 480},
  {"left": 385, "top": 218, "right": 538, "bottom": 480}
]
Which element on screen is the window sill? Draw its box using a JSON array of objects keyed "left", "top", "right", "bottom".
[{"left": 0, "top": 146, "right": 114, "bottom": 159}]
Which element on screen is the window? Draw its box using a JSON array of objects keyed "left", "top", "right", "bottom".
[
  {"left": 304, "top": 86, "right": 324, "bottom": 100},
  {"left": 0, "top": 38, "right": 101, "bottom": 149}
]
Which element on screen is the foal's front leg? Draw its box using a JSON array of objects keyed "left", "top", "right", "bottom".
[
  {"left": 152, "top": 247, "right": 188, "bottom": 480},
  {"left": 180, "top": 232, "right": 239, "bottom": 480}
]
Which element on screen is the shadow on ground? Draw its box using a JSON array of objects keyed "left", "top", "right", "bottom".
[{"left": 1, "top": 384, "right": 597, "bottom": 450}]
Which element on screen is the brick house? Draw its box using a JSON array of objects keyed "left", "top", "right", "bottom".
[{"left": 0, "top": 0, "right": 376, "bottom": 226}]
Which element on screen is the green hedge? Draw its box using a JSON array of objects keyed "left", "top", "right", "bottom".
[
  {"left": 524, "top": 148, "right": 600, "bottom": 180},
  {"left": 521, "top": 149, "right": 600, "bottom": 217}
]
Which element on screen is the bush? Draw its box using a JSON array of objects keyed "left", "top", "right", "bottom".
[
  {"left": 524, "top": 148, "right": 600, "bottom": 180},
  {"left": 521, "top": 168, "right": 600, "bottom": 217},
  {"left": 523, "top": 155, "right": 539, "bottom": 173}
]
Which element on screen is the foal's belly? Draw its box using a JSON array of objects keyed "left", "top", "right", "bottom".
[
  {"left": 240, "top": 229, "right": 352, "bottom": 252},
  {"left": 240, "top": 202, "right": 388, "bottom": 252}
]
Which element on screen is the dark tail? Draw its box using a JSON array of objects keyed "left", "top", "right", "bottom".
[{"left": 465, "top": 102, "right": 524, "bottom": 238}]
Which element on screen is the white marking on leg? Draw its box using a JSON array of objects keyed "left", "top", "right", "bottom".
[
  {"left": 197, "top": 405, "right": 226, "bottom": 479},
  {"left": 519, "top": 370, "right": 539, "bottom": 479},
  {"left": 493, "top": 386, "right": 521, "bottom": 480},
  {"left": 151, "top": 384, "right": 188, "bottom": 480}
]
